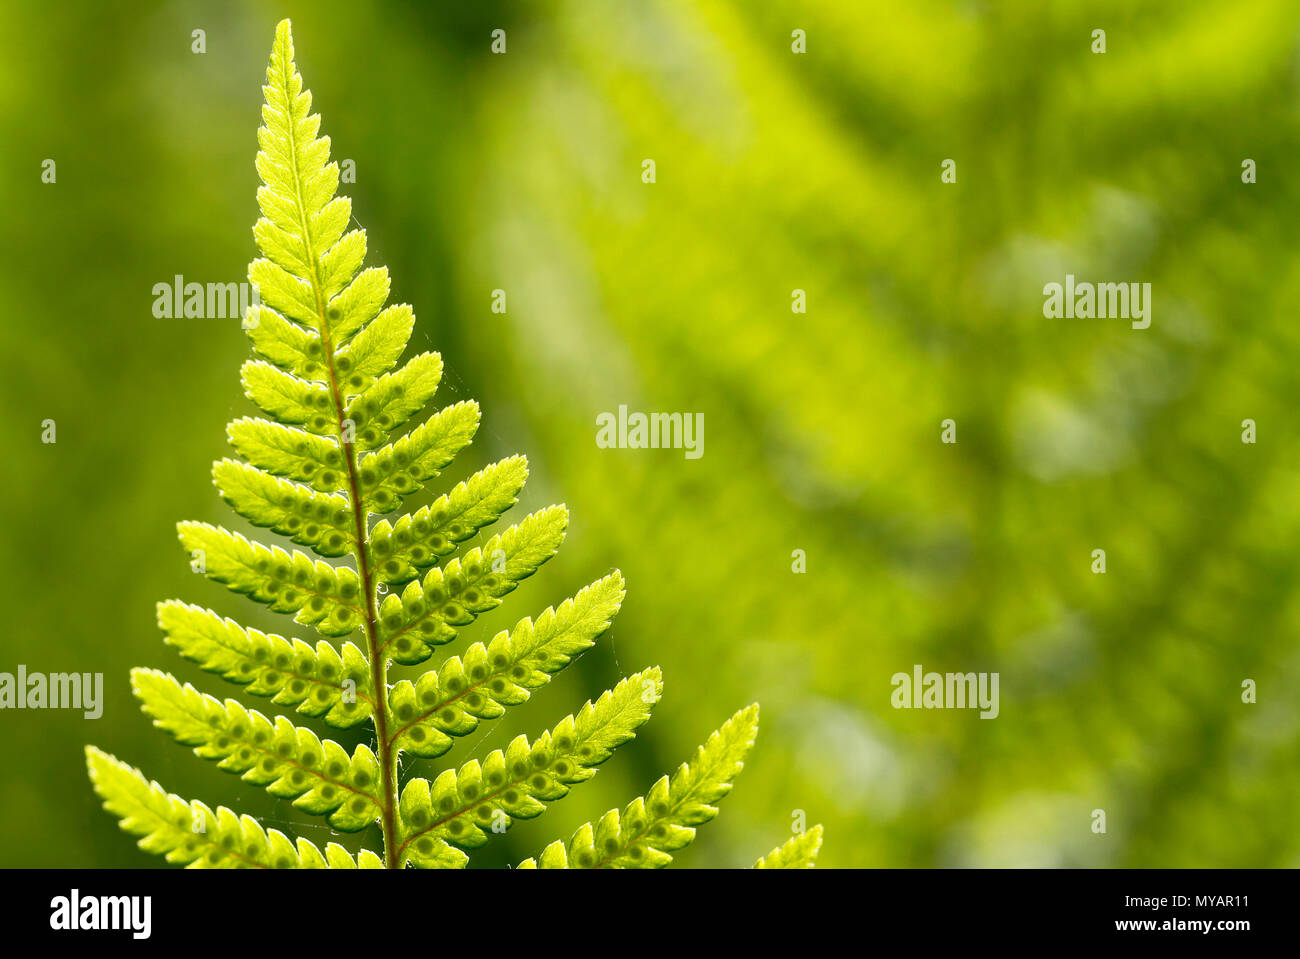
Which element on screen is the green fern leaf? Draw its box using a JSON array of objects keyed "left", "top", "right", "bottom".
[
  {"left": 396, "top": 667, "right": 661, "bottom": 867},
  {"left": 84, "top": 18, "right": 819, "bottom": 871},
  {"left": 754, "top": 825, "right": 824, "bottom": 869},
  {"left": 155, "top": 601, "right": 373, "bottom": 728},
  {"left": 85, "top": 746, "right": 378, "bottom": 868},
  {"left": 387, "top": 572, "right": 626, "bottom": 757},
  {"left": 519, "top": 704, "right": 759, "bottom": 869},
  {"left": 131, "top": 669, "right": 383, "bottom": 831}
]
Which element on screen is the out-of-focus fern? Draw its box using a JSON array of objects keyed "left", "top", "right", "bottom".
[{"left": 85, "top": 19, "right": 821, "bottom": 869}]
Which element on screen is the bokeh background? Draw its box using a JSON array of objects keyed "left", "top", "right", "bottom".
[{"left": 3, "top": 0, "right": 1299, "bottom": 868}]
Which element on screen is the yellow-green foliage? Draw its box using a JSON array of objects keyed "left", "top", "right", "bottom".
[{"left": 85, "top": 19, "right": 821, "bottom": 870}]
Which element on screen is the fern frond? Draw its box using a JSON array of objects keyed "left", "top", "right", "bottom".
[
  {"left": 387, "top": 572, "right": 626, "bottom": 758},
  {"left": 754, "top": 825, "right": 824, "bottom": 869},
  {"left": 177, "top": 523, "right": 364, "bottom": 635},
  {"left": 131, "top": 669, "right": 383, "bottom": 831},
  {"left": 377, "top": 504, "right": 569, "bottom": 666},
  {"left": 214, "top": 459, "right": 354, "bottom": 555},
  {"left": 343, "top": 351, "right": 443, "bottom": 450},
  {"left": 85, "top": 747, "right": 380, "bottom": 868},
  {"left": 86, "top": 18, "right": 814, "bottom": 871},
  {"left": 519, "top": 704, "right": 759, "bottom": 869},
  {"left": 396, "top": 667, "right": 661, "bottom": 867},
  {"left": 156, "top": 601, "right": 373, "bottom": 727},
  {"left": 368, "top": 455, "right": 528, "bottom": 585}
]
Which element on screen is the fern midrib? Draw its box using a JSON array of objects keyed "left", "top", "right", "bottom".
[{"left": 277, "top": 52, "right": 399, "bottom": 868}]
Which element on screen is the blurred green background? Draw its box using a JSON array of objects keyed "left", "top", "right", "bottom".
[{"left": 3, "top": 0, "right": 1299, "bottom": 868}]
